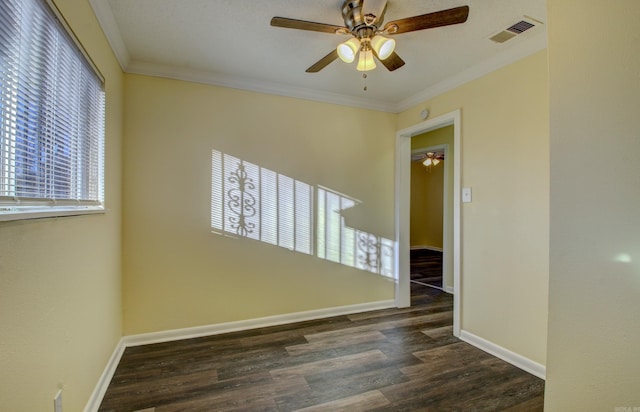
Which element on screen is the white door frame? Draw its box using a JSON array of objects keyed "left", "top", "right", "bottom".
[{"left": 394, "top": 109, "right": 461, "bottom": 337}]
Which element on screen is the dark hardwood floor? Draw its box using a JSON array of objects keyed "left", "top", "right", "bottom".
[
  {"left": 99, "top": 284, "right": 544, "bottom": 411},
  {"left": 410, "top": 249, "right": 443, "bottom": 289}
]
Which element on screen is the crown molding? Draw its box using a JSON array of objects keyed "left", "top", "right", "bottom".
[
  {"left": 91, "top": 0, "right": 547, "bottom": 114},
  {"left": 89, "top": 0, "right": 130, "bottom": 70},
  {"left": 126, "top": 61, "right": 398, "bottom": 113},
  {"left": 395, "top": 32, "right": 548, "bottom": 112}
]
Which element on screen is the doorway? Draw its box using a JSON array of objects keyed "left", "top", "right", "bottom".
[
  {"left": 395, "top": 109, "right": 461, "bottom": 336},
  {"left": 410, "top": 143, "right": 448, "bottom": 291}
]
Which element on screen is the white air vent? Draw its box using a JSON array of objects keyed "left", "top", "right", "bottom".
[{"left": 489, "top": 16, "right": 542, "bottom": 44}]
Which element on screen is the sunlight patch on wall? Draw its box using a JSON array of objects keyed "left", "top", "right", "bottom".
[
  {"left": 613, "top": 253, "right": 632, "bottom": 264},
  {"left": 211, "top": 150, "right": 395, "bottom": 278},
  {"left": 211, "top": 150, "right": 313, "bottom": 254}
]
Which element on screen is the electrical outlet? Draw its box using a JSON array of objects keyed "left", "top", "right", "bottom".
[{"left": 54, "top": 390, "right": 62, "bottom": 412}]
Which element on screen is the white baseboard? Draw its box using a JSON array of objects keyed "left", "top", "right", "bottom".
[
  {"left": 124, "top": 300, "right": 396, "bottom": 347},
  {"left": 84, "top": 300, "right": 395, "bottom": 411},
  {"left": 410, "top": 245, "right": 443, "bottom": 252},
  {"left": 459, "top": 330, "right": 546, "bottom": 380},
  {"left": 84, "top": 338, "right": 126, "bottom": 412}
]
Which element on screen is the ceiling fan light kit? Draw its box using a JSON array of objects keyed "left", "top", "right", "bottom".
[
  {"left": 270, "top": 0, "right": 469, "bottom": 74},
  {"left": 337, "top": 34, "right": 396, "bottom": 71},
  {"left": 370, "top": 35, "right": 395, "bottom": 60},
  {"left": 337, "top": 37, "right": 360, "bottom": 63},
  {"left": 423, "top": 156, "right": 442, "bottom": 171},
  {"left": 356, "top": 48, "right": 376, "bottom": 71},
  {"left": 413, "top": 152, "right": 444, "bottom": 170}
]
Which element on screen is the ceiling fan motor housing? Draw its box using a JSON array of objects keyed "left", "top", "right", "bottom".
[
  {"left": 342, "top": 0, "right": 384, "bottom": 33},
  {"left": 342, "top": 0, "right": 365, "bottom": 31}
]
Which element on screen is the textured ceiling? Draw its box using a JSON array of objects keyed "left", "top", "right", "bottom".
[{"left": 90, "top": 0, "right": 547, "bottom": 112}]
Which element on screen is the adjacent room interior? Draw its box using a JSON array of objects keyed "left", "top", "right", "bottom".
[{"left": 1, "top": 0, "right": 639, "bottom": 411}]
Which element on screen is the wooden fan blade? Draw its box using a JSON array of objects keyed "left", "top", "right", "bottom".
[
  {"left": 374, "top": 50, "right": 405, "bottom": 71},
  {"left": 362, "top": 0, "right": 388, "bottom": 25},
  {"left": 383, "top": 5, "right": 469, "bottom": 34},
  {"left": 271, "top": 17, "right": 347, "bottom": 34},
  {"left": 306, "top": 50, "right": 339, "bottom": 73}
]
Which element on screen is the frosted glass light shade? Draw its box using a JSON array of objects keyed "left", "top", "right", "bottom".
[
  {"left": 370, "top": 35, "right": 395, "bottom": 60},
  {"left": 337, "top": 38, "right": 361, "bottom": 63},
  {"left": 356, "top": 50, "right": 376, "bottom": 71}
]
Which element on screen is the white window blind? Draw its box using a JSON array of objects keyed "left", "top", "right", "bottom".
[{"left": 0, "top": 0, "right": 105, "bottom": 221}]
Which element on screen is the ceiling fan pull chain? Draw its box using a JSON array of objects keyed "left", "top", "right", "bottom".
[{"left": 363, "top": 72, "right": 367, "bottom": 91}]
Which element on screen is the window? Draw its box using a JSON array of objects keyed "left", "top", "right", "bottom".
[{"left": 0, "top": 0, "right": 105, "bottom": 221}]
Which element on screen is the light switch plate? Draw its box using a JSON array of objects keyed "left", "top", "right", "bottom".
[{"left": 462, "top": 187, "right": 472, "bottom": 203}]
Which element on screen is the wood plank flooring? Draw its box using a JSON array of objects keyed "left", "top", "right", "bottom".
[
  {"left": 99, "top": 284, "right": 544, "bottom": 411},
  {"left": 410, "top": 249, "right": 443, "bottom": 289}
]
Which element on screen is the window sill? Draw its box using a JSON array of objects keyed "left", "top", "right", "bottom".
[{"left": 0, "top": 206, "right": 106, "bottom": 222}]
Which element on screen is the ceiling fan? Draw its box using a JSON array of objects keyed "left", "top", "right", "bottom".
[
  {"left": 270, "top": 0, "right": 469, "bottom": 73},
  {"left": 412, "top": 152, "right": 444, "bottom": 167}
]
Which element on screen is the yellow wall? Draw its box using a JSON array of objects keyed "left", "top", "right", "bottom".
[
  {"left": 122, "top": 74, "right": 396, "bottom": 335},
  {"left": 0, "top": 1, "right": 123, "bottom": 411},
  {"left": 411, "top": 126, "right": 454, "bottom": 290},
  {"left": 410, "top": 160, "right": 444, "bottom": 249},
  {"left": 399, "top": 51, "right": 550, "bottom": 366},
  {"left": 6, "top": 0, "right": 632, "bottom": 408},
  {"left": 545, "top": 0, "right": 640, "bottom": 409}
]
